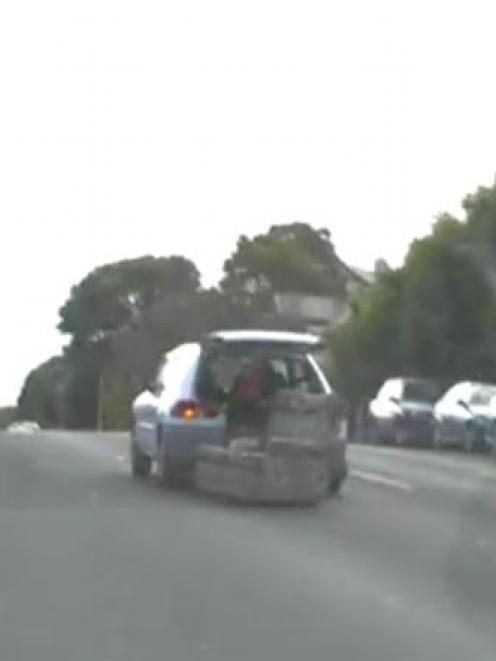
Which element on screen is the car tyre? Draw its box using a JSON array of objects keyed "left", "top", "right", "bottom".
[
  {"left": 367, "top": 417, "right": 379, "bottom": 445},
  {"left": 463, "top": 425, "right": 479, "bottom": 453},
  {"left": 393, "top": 426, "right": 406, "bottom": 447},
  {"left": 433, "top": 426, "right": 442, "bottom": 451},
  {"left": 328, "top": 477, "right": 344, "bottom": 496},
  {"left": 130, "top": 435, "right": 152, "bottom": 478},
  {"left": 156, "top": 426, "right": 181, "bottom": 487}
]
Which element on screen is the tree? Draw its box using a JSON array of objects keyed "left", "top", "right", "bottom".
[
  {"left": 329, "top": 181, "right": 496, "bottom": 405},
  {"left": 221, "top": 223, "right": 348, "bottom": 299},
  {"left": 329, "top": 270, "right": 405, "bottom": 403},
  {"left": 17, "top": 356, "right": 69, "bottom": 427},
  {"left": 58, "top": 255, "right": 200, "bottom": 344},
  {"left": 0, "top": 407, "right": 17, "bottom": 429},
  {"left": 399, "top": 235, "right": 496, "bottom": 382},
  {"left": 56, "top": 255, "right": 201, "bottom": 429},
  {"left": 463, "top": 181, "right": 496, "bottom": 248}
]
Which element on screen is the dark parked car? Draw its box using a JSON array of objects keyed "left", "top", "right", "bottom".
[{"left": 368, "top": 377, "right": 441, "bottom": 445}]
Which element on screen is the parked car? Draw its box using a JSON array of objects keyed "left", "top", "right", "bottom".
[
  {"left": 433, "top": 381, "right": 496, "bottom": 451},
  {"left": 368, "top": 377, "right": 441, "bottom": 445},
  {"left": 6, "top": 421, "right": 40, "bottom": 434},
  {"left": 131, "top": 330, "right": 347, "bottom": 492}
]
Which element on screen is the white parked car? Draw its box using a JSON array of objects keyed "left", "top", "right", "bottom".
[
  {"left": 433, "top": 381, "right": 496, "bottom": 451},
  {"left": 7, "top": 421, "right": 40, "bottom": 434},
  {"left": 368, "top": 377, "right": 441, "bottom": 445},
  {"left": 131, "top": 330, "right": 348, "bottom": 491}
]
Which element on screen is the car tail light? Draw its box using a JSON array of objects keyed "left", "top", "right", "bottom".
[
  {"left": 170, "top": 400, "right": 219, "bottom": 420},
  {"left": 171, "top": 400, "right": 201, "bottom": 420}
]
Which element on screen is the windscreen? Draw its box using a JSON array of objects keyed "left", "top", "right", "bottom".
[
  {"left": 469, "top": 384, "right": 496, "bottom": 406},
  {"left": 402, "top": 380, "right": 440, "bottom": 404}
]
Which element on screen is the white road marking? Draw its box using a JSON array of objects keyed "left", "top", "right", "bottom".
[{"left": 350, "top": 469, "right": 414, "bottom": 492}]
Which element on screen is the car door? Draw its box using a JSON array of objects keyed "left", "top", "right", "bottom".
[
  {"left": 132, "top": 360, "right": 166, "bottom": 456},
  {"left": 133, "top": 343, "right": 203, "bottom": 457},
  {"left": 156, "top": 343, "right": 228, "bottom": 458},
  {"left": 452, "top": 385, "right": 475, "bottom": 443},
  {"left": 370, "top": 380, "right": 401, "bottom": 433},
  {"left": 438, "top": 383, "right": 471, "bottom": 442}
]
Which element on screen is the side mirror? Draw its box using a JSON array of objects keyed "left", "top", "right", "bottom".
[
  {"left": 457, "top": 399, "right": 469, "bottom": 410},
  {"left": 389, "top": 396, "right": 400, "bottom": 405}
]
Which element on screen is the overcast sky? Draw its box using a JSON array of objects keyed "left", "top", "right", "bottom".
[{"left": 1, "top": 0, "right": 496, "bottom": 405}]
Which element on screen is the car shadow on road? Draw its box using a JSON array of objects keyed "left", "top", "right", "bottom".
[{"left": 81, "top": 468, "right": 343, "bottom": 518}]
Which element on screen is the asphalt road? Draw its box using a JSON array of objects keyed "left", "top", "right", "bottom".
[{"left": 0, "top": 431, "right": 495, "bottom": 661}]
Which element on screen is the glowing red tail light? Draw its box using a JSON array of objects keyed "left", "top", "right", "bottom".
[
  {"left": 171, "top": 400, "right": 201, "bottom": 420},
  {"left": 170, "top": 400, "right": 220, "bottom": 420}
]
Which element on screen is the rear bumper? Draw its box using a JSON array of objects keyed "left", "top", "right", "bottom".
[{"left": 161, "top": 422, "right": 225, "bottom": 465}]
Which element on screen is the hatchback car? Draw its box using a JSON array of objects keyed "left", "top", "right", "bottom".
[
  {"left": 368, "top": 377, "right": 441, "bottom": 445},
  {"left": 131, "top": 330, "right": 347, "bottom": 492},
  {"left": 433, "top": 381, "right": 496, "bottom": 451}
]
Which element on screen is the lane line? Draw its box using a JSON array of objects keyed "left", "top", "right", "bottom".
[{"left": 350, "top": 469, "right": 414, "bottom": 493}]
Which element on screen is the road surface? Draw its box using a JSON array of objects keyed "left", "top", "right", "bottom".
[{"left": 0, "top": 430, "right": 495, "bottom": 661}]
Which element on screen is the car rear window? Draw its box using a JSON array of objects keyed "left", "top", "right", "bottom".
[{"left": 196, "top": 342, "right": 326, "bottom": 398}]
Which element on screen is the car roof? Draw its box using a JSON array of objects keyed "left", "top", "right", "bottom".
[
  {"left": 207, "top": 330, "right": 321, "bottom": 346},
  {"left": 387, "top": 376, "right": 438, "bottom": 384},
  {"left": 448, "top": 380, "right": 496, "bottom": 391}
]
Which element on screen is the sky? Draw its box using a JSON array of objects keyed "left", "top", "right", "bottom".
[{"left": 1, "top": 0, "right": 496, "bottom": 405}]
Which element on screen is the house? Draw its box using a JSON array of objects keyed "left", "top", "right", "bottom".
[{"left": 274, "top": 263, "right": 377, "bottom": 336}]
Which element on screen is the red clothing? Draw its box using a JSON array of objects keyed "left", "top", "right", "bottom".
[{"left": 232, "top": 365, "right": 268, "bottom": 401}]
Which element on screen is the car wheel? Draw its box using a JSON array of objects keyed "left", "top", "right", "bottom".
[
  {"left": 156, "top": 426, "right": 181, "bottom": 487},
  {"left": 462, "top": 426, "right": 474, "bottom": 452},
  {"left": 393, "top": 426, "right": 406, "bottom": 447},
  {"left": 367, "top": 417, "right": 379, "bottom": 445},
  {"left": 433, "top": 426, "right": 442, "bottom": 450},
  {"left": 328, "top": 477, "right": 344, "bottom": 496},
  {"left": 156, "top": 427, "right": 170, "bottom": 486},
  {"left": 463, "top": 425, "right": 481, "bottom": 453},
  {"left": 130, "top": 434, "right": 152, "bottom": 478}
]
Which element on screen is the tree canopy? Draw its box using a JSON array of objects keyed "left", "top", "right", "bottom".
[
  {"left": 59, "top": 255, "right": 200, "bottom": 344},
  {"left": 329, "top": 178, "right": 496, "bottom": 403},
  {"left": 221, "top": 223, "right": 348, "bottom": 298},
  {"left": 17, "top": 356, "right": 69, "bottom": 428},
  {"left": 0, "top": 407, "right": 17, "bottom": 429}
]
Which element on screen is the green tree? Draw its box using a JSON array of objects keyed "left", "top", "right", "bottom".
[
  {"left": 59, "top": 255, "right": 200, "bottom": 344},
  {"left": 399, "top": 236, "right": 496, "bottom": 382},
  {"left": 17, "top": 356, "right": 69, "bottom": 427},
  {"left": 56, "top": 255, "right": 201, "bottom": 429},
  {"left": 329, "top": 270, "right": 405, "bottom": 403},
  {"left": 463, "top": 181, "right": 496, "bottom": 248},
  {"left": 329, "top": 181, "right": 496, "bottom": 405},
  {"left": 221, "top": 223, "right": 348, "bottom": 299},
  {"left": 0, "top": 407, "right": 17, "bottom": 429}
]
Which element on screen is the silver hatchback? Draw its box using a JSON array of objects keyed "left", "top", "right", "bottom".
[{"left": 131, "top": 330, "right": 347, "bottom": 491}]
